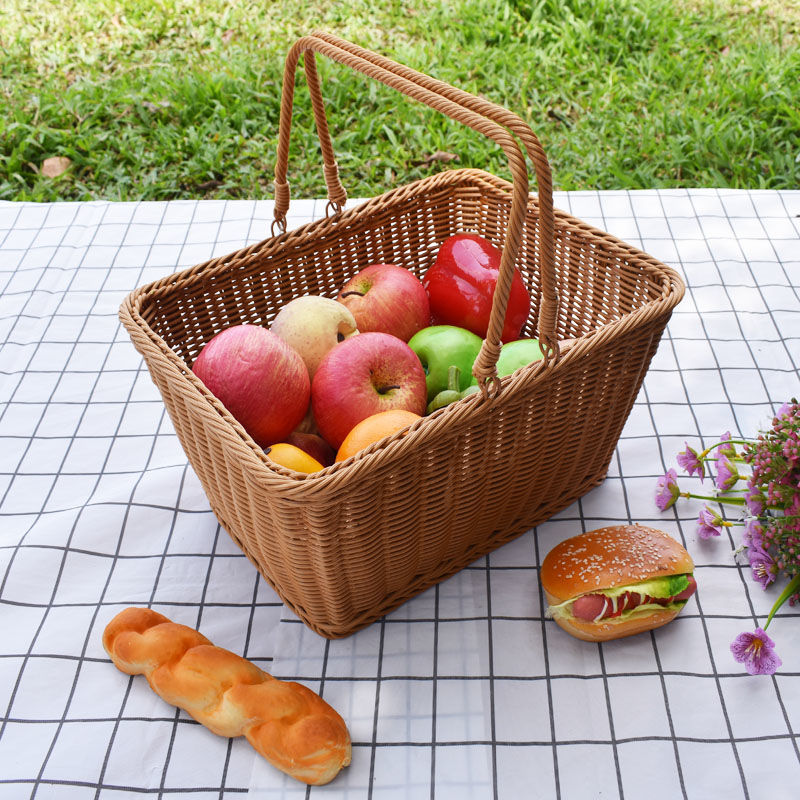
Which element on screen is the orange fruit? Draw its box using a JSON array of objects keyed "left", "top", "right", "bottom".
[
  {"left": 335, "top": 409, "right": 422, "bottom": 462},
  {"left": 265, "top": 442, "right": 324, "bottom": 473}
]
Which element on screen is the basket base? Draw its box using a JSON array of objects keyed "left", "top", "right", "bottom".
[{"left": 237, "top": 469, "right": 608, "bottom": 638}]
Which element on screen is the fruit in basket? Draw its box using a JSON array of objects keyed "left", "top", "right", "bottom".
[
  {"left": 286, "top": 431, "right": 336, "bottom": 467},
  {"left": 311, "top": 332, "right": 427, "bottom": 449},
  {"left": 335, "top": 409, "right": 422, "bottom": 462},
  {"left": 465, "top": 338, "right": 545, "bottom": 390},
  {"left": 407, "top": 324, "right": 483, "bottom": 401},
  {"left": 423, "top": 233, "right": 530, "bottom": 342},
  {"left": 493, "top": 338, "right": 543, "bottom": 376},
  {"left": 270, "top": 295, "right": 359, "bottom": 378},
  {"left": 427, "top": 366, "right": 480, "bottom": 413},
  {"left": 336, "top": 263, "right": 430, "bottom": 342},
  {"left": 192, "top": 324, "right": 310, "bottom": 448},
  {"left": 265, "top": 442, "right": 325, "bottom": 473}
]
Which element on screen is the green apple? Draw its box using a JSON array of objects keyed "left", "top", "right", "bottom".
[
  {"left": 407, "top": 325, "right": 484, "bottom": 401},
  {"left": 494, "top": 338, "right": 544, "bottom": 377},
  {"left": 467, "top": 338, "right": 544, "bottom": 386}
]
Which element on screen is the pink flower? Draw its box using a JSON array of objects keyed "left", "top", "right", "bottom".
[
  {"left": 745, "top": 483, "right": 765, "bottom": 515},
  {"left": 747, "top": 546, "right": 777, "bottom": 589},
  {"left": 743, "top": 517, "right": 765, "bottom": 549},
  {"left": 788, "top": 493, "right": 800, "bottom": 526},
  {"left": 677, "top": 443, "right": 705, "bottom": 481},
  {"left": 730, "top": 628, "right": 782, "bottom": 675},
  {"left": 655, "top": 469, "right": 680, "bottom": 511},
  {"left": 782, "top": 432, "right": 799, "bottom": 464},
  {"left": 697, "top": 506, "right": 722, "bottom": 539},
  {"left": 716, "top": 431, "right": 737, "bottom": 459},
  {"left": 715, "top": 455, "right": 740, "bottom": 492}
]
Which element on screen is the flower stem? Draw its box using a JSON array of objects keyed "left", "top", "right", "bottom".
[
  {"left": 680, "top": 492, "right": 746, "bottom": 506},
  {"left": 699, "top": 439, "right": 751, "bottom": 458}
]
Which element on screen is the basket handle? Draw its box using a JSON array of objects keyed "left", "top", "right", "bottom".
[{"left": 273, "top": 33, "right": 560, "bottom": 389}]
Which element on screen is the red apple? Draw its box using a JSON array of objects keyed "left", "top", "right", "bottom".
[
  {"left": 337, "top": 263, "right": 431, "bottom": 342},
  {"left": 285, "top": 431, "right": 336, "bottom": 467},
  {"left": 192, "top": 324, "right": 310, "bottom": 448},
  {"left": 311, "top": 332, "right": 427, "bottom": 449}
]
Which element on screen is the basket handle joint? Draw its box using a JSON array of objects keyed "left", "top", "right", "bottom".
[{"left": 325, "top": 199, "right": 344, "bottom": 217}]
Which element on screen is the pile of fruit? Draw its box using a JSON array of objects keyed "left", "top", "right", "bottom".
[{"left": 192, "top": 233, "right": 544, "bottom": 472}]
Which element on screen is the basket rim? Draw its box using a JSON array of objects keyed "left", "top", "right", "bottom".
[
  {"left": 125, "top": 168, "right": 682, "bottom": 305},
  {"left": 118, "top": 167, "right": 685, "bottom": 486}
]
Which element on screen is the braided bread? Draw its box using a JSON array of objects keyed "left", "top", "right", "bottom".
[{"left": 102, "top": 607, "right": 351, "bottom": 785}]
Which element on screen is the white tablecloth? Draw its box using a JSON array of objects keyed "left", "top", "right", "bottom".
[{"left": 1, "top": 189, "right": 799, "bottom": 799}]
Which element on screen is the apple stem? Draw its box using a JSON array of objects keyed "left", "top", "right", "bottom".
[
  {"left": 377, "top": 384, "right": 401, "bottom": 394},
  {"left": 339, "top": 290, "right": 365, "bottom": 298}
]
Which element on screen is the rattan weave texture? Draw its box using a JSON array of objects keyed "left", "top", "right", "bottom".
[{"left": 119, "top": 34, "right": 684, "bottom": 637}]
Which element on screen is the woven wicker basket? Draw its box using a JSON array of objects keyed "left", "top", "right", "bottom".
[{"left": 119, "top": 33, "right": 684, "bottom": 638}]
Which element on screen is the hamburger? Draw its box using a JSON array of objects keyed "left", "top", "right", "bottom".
[{"left": 541, "top": 524, "right": 697, "bottom": 641}]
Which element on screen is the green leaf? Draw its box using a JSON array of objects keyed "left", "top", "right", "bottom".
[{"left": 764, "top": 573, "right": 800, "bottom": 630}]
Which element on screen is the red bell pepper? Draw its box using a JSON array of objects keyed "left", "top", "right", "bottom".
[{"left": 422, "top": 233, "right": 531, "bottom": 342}]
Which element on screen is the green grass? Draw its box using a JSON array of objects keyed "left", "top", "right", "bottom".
[{"left": 1, "top": 0, "right": 798, "bottom": 201}]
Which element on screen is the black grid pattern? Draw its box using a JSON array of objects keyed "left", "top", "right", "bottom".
[{"left": 1, "top": 191, "right": 799, "bottom": 799}]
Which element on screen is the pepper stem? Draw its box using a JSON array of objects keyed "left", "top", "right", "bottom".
[{"left": 446, "top": 364, "right": 461, "bottom": 393}]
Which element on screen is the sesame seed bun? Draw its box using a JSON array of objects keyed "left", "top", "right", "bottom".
[{"left": 541, "top": 525, "right": 694, "bottom": 642}]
